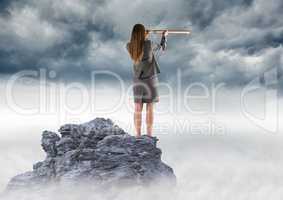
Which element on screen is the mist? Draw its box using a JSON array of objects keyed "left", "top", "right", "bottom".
[{"left": 1, "top": 80, "right": 283, "bottom": 199}]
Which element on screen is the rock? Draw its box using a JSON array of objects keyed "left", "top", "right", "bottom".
[
  {"left": 56, "top": 137, "right": 79, "bottom": 156},
  {"left": 5, "top": 118, "right": 176, "bottom": 191},
  {"left": 41, "top": 131, "right": 60, "bottom": 157}
]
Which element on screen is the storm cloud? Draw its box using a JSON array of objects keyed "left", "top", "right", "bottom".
[{"left": 0, "top": 0, "right": 282, "bottom": 86}]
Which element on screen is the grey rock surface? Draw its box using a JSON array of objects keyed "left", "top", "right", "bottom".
[{"left": 6, "top": 118, "right": 176, "bottom": 191}]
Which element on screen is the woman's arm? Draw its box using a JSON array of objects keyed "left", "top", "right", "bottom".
[{"left": 152, "top": 30, "right": 168, "bottom": 54}]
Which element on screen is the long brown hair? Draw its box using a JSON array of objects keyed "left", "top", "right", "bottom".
[{"left": 127, "top": 23, "right": 146, "bottom": 64}]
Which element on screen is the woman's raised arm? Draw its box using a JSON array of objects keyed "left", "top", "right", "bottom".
[{"left": 151, "top": 31, "right": 168, "bottom": 55}]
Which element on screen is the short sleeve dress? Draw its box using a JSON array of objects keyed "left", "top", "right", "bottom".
[{"left": 126, "top": 36, "right": 167, "bottom": 103}]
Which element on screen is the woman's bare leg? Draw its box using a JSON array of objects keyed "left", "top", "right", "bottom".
[
  {"left": 134, "top": 102, "right": 143, "bottom": 137},
  {"left": 146, "top": 103, "right": 154, "bottom": 136}
]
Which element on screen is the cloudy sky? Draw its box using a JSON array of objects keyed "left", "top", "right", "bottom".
[
  {"left": 0, "top": 0, "right": 282, "bottom": 86},
  {"left": 1, "top": 1, "right": 283, "bottom": 196}
]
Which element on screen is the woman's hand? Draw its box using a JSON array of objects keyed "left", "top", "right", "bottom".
[{"left": 162, "top": 30, "right": 168, "bottom": 37}]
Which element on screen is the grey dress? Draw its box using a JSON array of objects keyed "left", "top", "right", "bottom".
[{"left": 126, "top": 36, "right": 167, "bottom": 103}]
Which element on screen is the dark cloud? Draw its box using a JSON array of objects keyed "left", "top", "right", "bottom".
[
  {"left": 0, "top": 0, "right": 282, "bottom": 88},
  {"left": 181, "top": 0, "right": 254, "bottom": 30},
  {"left": 0, "top": 0, "right": 15, "bottom": 13}
]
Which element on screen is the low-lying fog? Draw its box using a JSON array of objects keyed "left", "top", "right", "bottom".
[{"left": 1, "top": 82, "right": 283, "bottom": 199}]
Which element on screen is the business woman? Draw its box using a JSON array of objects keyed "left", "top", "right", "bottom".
[{"left": 126, "top": 23, "right": 168, "bottom": 137}]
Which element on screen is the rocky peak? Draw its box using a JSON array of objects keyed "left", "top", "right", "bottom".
[{"left": 6, "top": 118, "right": 176, "bottom": 191}]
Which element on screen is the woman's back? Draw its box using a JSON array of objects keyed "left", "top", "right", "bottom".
[
  {"left": 127, "top": 39, "right": 161, "bottom": 79},
  {"left": 140, "top": 39, "right": 153, "bottom": 63}
]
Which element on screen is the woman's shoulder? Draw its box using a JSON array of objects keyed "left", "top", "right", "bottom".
[
  {"left": 145, "top": 39, "right": 152, "bottom": 44},
  {"left": 144, "top": 39, "right": 152, "bottom": 48}
]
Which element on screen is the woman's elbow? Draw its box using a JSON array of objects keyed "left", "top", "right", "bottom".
[{"left": 162, "top": 44, "right": 167, "bottom": 51}]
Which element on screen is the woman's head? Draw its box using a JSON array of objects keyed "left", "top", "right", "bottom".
[{"left": 127, "top": 23, "right": 147, "bottom": 64}]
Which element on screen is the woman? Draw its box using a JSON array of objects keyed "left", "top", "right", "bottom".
[{"left": 126, "top": 23, "right": 168, "bottom": 137}]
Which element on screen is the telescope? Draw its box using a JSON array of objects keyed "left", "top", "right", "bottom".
[{"left": 146, "top": 29, "right": 191, "bottom": 35}]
